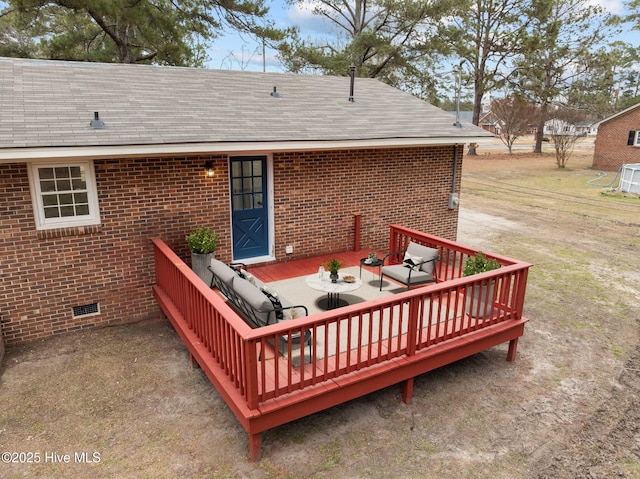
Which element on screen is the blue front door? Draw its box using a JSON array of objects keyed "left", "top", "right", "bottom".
[{"left": 230, "top": 156, "right": 269, "bottom": 260}]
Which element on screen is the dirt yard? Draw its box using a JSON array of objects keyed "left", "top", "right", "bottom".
[{"left": 1, "top": 140, "right": 639, "bottom": 478}]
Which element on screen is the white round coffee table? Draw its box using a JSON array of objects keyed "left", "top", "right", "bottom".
[{"left": 305, "top": 273, "right": 363, "bottom": 310}]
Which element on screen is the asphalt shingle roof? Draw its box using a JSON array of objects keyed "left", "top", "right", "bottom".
[{"left": 1, "top": 57, "right": 491, "bottom": 150}]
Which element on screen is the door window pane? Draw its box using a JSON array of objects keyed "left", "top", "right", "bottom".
[
  {"left": 230, "top": 157, "right": 266, "bottom": 212},
  {"left": 252, "top": 160, "right": 262, "bottom": 176}
]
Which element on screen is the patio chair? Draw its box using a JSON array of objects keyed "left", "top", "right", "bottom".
[{"left": 379, "top": 241, "right": 439, "bottom": 291}]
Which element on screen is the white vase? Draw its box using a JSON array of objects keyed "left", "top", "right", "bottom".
[{"left": 191, "top": 252, "right": 215, "bottom": 286}]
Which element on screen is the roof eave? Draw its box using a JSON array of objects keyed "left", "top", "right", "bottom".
[{"left": 0, "top": 136, "right": 493, "bottom": 163}]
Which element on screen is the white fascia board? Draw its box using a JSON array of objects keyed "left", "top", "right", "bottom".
[{"left": 0, "top": 136, "right": 493, "bottom": 163}]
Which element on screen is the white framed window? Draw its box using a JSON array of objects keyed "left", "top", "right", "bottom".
[{"left": 28, "top": 161, "right": 101, "bottom": 230}]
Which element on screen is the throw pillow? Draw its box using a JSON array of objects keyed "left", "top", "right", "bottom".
[
  {"left": 403, "top": 253, "right": 423, "bottom": 271},
  {"left": 242, "top": 271, "right": 257, "bottom": 286},
  {"left": 261, "top": 287, "right": 283, "bottom": 320}
]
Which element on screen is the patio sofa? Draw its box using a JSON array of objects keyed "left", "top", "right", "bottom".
[{"left": 208, "top": 259, "right": 311, "bottom": 364}]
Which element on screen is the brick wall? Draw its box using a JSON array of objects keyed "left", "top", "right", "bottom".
[
  {"left": 593, "top": 107, "right": 640, "bottom": 171},
  {"left": 0, "top": 156, "right": 229, "bottom": 346},
  {"left": 0, "top": 145, "right": 461, "bottom": 346},
  {"left": 273, "top": 146, "right": 462, "bottom": 256}
]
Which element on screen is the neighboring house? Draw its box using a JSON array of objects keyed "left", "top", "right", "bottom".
[
  {"left": 0, "top": 57, "right": 493, "bottom": 347},
  {"left": 592, "top": 102, "right": 640, "bottom": 171},
  {"left": 545, "top": 119, "right": 597, "bottom": 137},
  {"left": 575, "top": 121, "right": 597, "bottom": 137},
  {"left": 543, "top": 119, "right": 577, "bottom": 136},
  {"left": 478, "top": 111, "right": 500, "bottom": 136},
  {"left": 446, "top": 110, "right": 500, "bottom": 135},
  {"left": 446, "top": 110, "right": 474, "bottom": 126}
]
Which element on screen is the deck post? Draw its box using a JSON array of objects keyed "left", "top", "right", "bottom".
[
  {"left": 401, "top": 377, "right": 414, "bottom": 404},
  {"left": 507, "top": 338, "right": 519, "bottom": 361},
  {"left": 189, "top": 353, "right": 200, "bottom": 369},
  {"left": 249, "top": 432, "right": 261, "bottom": 461}
]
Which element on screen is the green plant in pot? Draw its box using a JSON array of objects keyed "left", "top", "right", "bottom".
[
  {"left": 186, "top": 227, "right": 219, "bottom": 285},
  {"left": 463, "top": 252, "right": 501, "bottom": 277},
  {"left": 323, "top": 258, "right": 344, "bottom": 283},
  {"left": 463, "top": 252, "right": 501, "bottom": 318}
]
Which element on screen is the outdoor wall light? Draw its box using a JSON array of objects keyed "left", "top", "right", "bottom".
[{"left": 204, "top": 160, "right": 215, "bottom": 177}]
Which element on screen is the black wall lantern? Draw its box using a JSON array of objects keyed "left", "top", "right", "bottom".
[{"left": 204, "top": 160, "right": 215, "bottom": 178}]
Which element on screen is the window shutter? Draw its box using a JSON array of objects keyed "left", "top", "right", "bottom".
[{"left": 628, "top": 131, "right": 636, "bottom": 146}]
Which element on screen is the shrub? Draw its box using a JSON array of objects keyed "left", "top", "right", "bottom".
[
  {"left": 185, "top": 227, "right": 219, "bottom": 254},
  {"left": 463, "top": 252, "right": 501, "bottom": 277}
]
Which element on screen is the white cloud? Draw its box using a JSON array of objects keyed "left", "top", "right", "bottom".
[
  {"left": 589, "top": 0, "right": 625, "bottom": 14},
  {"left": 286, "top": 0, "right": 339, "bottom": 35}
]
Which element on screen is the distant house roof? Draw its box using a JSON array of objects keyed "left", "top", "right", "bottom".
[
  {"left": 446, "top": 111, "right": 475, "bottom": 124},
  {"left": 0, "top": 57, "right": 492, "bottom": 162},
  {"left": 445, "top": 110, "right": 498, "bottom": 126}
]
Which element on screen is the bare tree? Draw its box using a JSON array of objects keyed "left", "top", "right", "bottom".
[
  {"left": 492, "top": 95, "right": 540, "bottom": 153},
  {"left": 546, "top": 107, "right": 584, "bottom": 168}
]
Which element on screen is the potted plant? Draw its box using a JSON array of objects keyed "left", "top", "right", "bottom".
[
  {"left": 323, "top": 258, "right": 344, "bottom": 283},
  {"left": 186, "top": 227, "right": 219, "bottom": 285},
  {"left": 463, "top": 252, "right": 501, "bottom": 318}
]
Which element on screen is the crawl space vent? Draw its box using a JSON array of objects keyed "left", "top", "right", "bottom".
[{"left": 72, "top": 302, "right": 100, "bottom": 318}]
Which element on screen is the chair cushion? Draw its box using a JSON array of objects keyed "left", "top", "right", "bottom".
[
  {"left": 209, "top": 258, "right": 236, "bottom": 287},
  {"left": 382, "top": 264, "right": 433, "bottom": 284},
  {"left": 233, "top": 276, "right": 273, "bottom": 326},
  {"left": 406, "top": 242, "right": 439, "bottom": 275}
]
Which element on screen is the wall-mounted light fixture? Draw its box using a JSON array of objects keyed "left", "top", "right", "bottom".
[{"left": 204, "top": 160, "right": 215, "bottom": 177}]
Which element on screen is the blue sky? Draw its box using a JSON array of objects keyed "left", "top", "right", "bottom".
[
  {"left": 205, "top": 0, "right": 639, "bottom": 73},
  {"left": 206, "top": 1, "right": 335, "bottom": 72}
]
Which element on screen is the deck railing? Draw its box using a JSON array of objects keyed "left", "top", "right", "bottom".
[{"left": 152, "top": 225, "right": 531, "bottom": 411}]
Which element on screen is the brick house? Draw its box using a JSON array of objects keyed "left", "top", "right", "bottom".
[
  {"left": 0, "top": 57, "right": 492, "bottom": 347},
  {"left": 592, "top": 102, "right": 640, "bottom": 171}
]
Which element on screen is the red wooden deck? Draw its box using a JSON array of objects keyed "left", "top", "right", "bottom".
[
  {"left": 151, "top": 225, "right": 531, "bottom": 460},
  {"left": 247, "top": 250, "right": 379, "bottom": 282}
]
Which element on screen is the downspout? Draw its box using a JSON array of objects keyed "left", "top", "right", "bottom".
[
  {"left": 449, "top": 62, "right": 462, "bottom": 210},
  {"left": 448, "top": 144, "right": 460, "bottom": 210}
]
